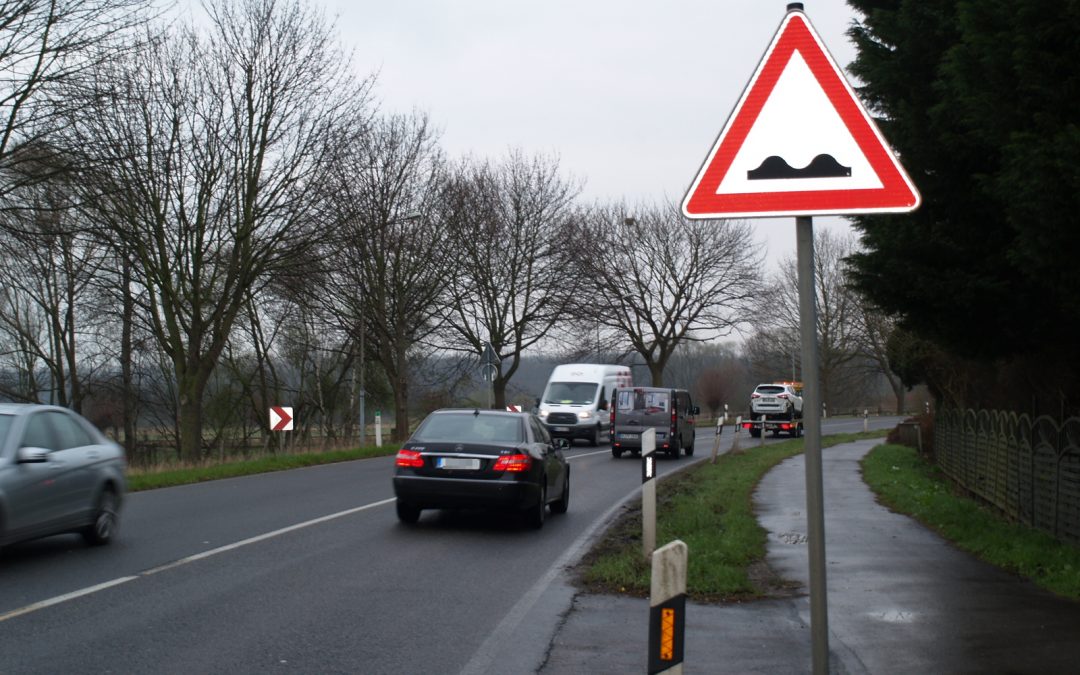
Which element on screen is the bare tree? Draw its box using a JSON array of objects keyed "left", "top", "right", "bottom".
[
  {"left": 319, "top": 111, "right": 449, "bottom": 442},
  {"left": 572, "top": 201, "right": 763, "bottom": 386},
  {"left": 855, "top": 307, "right": 907, "bottom": 414},
  {"left": 760, "top": 228, "right": 906, "bottom": 412},
  {"left": 0, "top": 177, "right": 111, "bottom": 410},
  {"left": 762, "top": 228, "right": 865, "bottom": 408},
  {"left": 0, "top": 0, "right": 153, "bottom": 202},
  {"left": 439, "top": 150, "right": 582, "bottom": 408},
  {"left": 57, "top": 0, "right": 374, "bottom": 461}
]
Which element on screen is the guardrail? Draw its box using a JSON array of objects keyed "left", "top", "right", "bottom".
[{"left": 935, "top": 409, "right": 1080, "bottom": 546}]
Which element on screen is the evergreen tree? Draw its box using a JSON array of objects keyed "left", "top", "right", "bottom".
[{"left": 844, "top": 0, "right": 1080, "bottom": 409}]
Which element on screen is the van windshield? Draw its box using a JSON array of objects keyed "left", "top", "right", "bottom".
[
  {"left": 616, "top": 389, "right": 670, "bottom": 413},
  {"left": 544, "top": 382, "right": 598, "bottom": 405}
]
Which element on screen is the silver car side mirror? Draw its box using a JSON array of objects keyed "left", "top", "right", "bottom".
[{"left": 16, "top": 446, "right": 49, "bottom": 463}]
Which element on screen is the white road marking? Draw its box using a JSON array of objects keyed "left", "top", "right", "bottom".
[{"left": 0, "top": 497, "right": 397, "bottom": 624}]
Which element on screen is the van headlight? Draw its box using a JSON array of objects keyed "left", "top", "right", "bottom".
[
  {"left": 539, "top": 410, "right": 548, "bottom": 419},
  {"left": 579, "top": 411, "right": 592, "bottom": 420}
]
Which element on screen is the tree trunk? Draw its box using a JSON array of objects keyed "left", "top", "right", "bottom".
[
  {"left": 393, "top": 342, "right": 410, "bottom": 442},
  {"left": 177, "top": 382, "right": 205, "bottom": 464},
  {"left": 648, "top": 363, "right": 664, "bottom": 387},
  {"left": 889, "top": 375, "right": 907, "bottom": 415}
]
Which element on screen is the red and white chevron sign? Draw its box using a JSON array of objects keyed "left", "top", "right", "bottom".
[{"left": 270, "top": 406, "right": 294, "bottom": 431}]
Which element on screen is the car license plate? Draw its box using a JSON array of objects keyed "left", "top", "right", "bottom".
[
  {"left": 763, "top": 397, "right": 776, "bottom": 403},
  {"left": 617, "top": 432, "right": 639, "bottom": 439},
  {"left": 554, "top": 426, "right": 570, "bottom": 432},
  {"left": 436, "top": 457, "right": 480, "bottom": 470}
]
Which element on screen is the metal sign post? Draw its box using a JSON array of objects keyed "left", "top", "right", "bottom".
[{"left": 679, "top": 5, "right": 920, "bottom": 673}]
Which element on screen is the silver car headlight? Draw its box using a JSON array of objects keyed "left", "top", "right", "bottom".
[{"left": 539, "top": 410, "right": 549, "bottom": 418}]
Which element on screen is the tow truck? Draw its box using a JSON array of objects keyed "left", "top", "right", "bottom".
[{"left": 743, "top": 381, "right": 804, "bottom": 438}]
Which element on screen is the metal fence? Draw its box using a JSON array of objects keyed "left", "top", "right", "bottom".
[{"left": 935, "top": 409, "right": 1080, "bottom": 547}]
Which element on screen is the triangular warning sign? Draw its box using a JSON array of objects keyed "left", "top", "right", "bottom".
[{"left": 682, "top": 9, "right": 920, "bottom": 219}]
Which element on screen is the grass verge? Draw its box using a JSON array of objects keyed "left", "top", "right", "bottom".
[
  {"left": 576, "top": 430, "right": 889, "bottom": 602},
  {"left": 861, "top": 443, "right": 1080, "bottom": 601},
  {"left": 126, "top": 445, "right": 398, "bottom": 492}
]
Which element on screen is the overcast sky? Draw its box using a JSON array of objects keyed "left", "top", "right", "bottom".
[{"left": 321, "top": 0, "right": 865, "bottom": 269}]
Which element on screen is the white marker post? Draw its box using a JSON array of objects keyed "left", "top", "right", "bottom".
[
  {"left": 649, "top": 539, "right": 687, "bottom": 674},
  {"left": 710, "top": 417, "right": 724, "bottom": 463},
  {"left": 641, "top": 428, "right": 657, "bottom": 559},
  {"left": 375, "top": 410, "right": 383, "bottom": 447}
]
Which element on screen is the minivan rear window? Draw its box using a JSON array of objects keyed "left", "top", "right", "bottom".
[
  {"left": 616, "top": 389, "right": 670, "bottom": 413},
  {"left": 756, "top": 385, "right": 786, "bottom": 395}
]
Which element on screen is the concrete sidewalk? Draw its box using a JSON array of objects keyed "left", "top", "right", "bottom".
[{"left": 539, "top": 439, "right": 1080, "bottom": 674}]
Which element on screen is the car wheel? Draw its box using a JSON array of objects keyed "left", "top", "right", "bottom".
[
  {"left": 82, "top": 488, "right": 118, "bottom": 546},
  {"left": 550, "top": 471, "right": 569, "bottom": 515},
  {"left": 587, "top": 425, "right": 598, "bottom": 447},
  {"left": 396, "top": 500, "right": 421, "bottom": 525},
  {"left": 525, "top": 483, "right": 547, "bottom": 529},
  {"left": 685, "top": 435, "right": 695, "bottom": 456},
  {"left": 750, "top": 428, "right": 761, "bottom": 439},
  {"left": 611, "top": 447, "right": 623, "bottom": 459}
]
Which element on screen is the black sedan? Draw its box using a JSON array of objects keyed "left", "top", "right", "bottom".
[{"left": 393, "top": 408, "right": 570, "bottom": 528}]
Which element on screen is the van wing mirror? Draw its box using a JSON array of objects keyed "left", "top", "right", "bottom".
[
  {"left": 692, "top": 406, "right": 700, "bottom": 415},
  {"left": 598, "top": 399, "right": 608, "bottom": 411}
]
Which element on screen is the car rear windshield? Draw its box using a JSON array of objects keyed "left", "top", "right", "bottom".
[
  {"left": 413, "top": 413, "right": 524, "bottom": 443},
  {"left": 543, "top": 382, "right": 598, "bottom": 405},
  {"left": 616, "top": 389, "right": 670, "bottom": 413},
  {"left": 756, "top": 385, "right": 786, "bottom": 395}
]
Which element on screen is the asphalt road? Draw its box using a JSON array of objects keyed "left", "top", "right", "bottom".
[{"left": 0, "top": 415, "right": 902, "bottom": 674}]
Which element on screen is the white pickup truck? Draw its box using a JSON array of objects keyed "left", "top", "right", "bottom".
[{"left": 747, "top": 382, "right": 804, "bottom": 438}]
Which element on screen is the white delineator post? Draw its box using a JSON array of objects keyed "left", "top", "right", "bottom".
[
  {"left": 710, "top": 417, "right": 724, "bottom": 463},
  {"left": 648, "top": 539, "right": 687, "bottom": 674},
  {"left": 641, "top": 428, "right": 657, "bottom": 559},
  {"left": 375, "top": 410, "right": 383, "bottom": 447}
]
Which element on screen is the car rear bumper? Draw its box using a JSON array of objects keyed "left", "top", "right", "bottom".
[{"left": 393, "top": 475, "right": 541, "bottom": 510}]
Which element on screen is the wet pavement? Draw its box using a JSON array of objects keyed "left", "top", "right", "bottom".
[{"left": 539, "top": 439, "right": 1080, "bottom": 674}]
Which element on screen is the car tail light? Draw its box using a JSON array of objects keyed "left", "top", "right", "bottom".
[
  {"left": 751, "top": 393, "right": 761, "bottom": 399},
  {"left": 493, "top": 453, "right": 532, "bottom": 472},
  {"left": 777, "top": 393, "right": 788, "bottom": 399},
  {"left": 395, "top": 449, "right": 424, "bottom": 468}
]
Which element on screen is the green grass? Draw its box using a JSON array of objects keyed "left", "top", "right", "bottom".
[
  {"left": 126, "top": 444, "right": 398, "bottom": 491},
  {"left": 861, "top": 444, "right": 1080, "bottom": 601},
  {"left": 578, "top": 430, "right": 889, "bottom": 602}
]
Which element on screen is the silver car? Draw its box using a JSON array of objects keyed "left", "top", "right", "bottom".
[{"left": 0, "top": 404, "right": 126, "bottom": 551}]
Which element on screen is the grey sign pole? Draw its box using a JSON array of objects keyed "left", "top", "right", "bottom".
[{"left": 797, "top": 215, "right": 829, "bottom": 674}]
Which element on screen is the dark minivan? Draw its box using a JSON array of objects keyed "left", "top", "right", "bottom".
[{"left": 609, "top": 387, "right": 699, "bottom": 458}]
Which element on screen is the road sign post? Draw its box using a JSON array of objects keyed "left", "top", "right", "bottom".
[
  {"left": 680, "top": 5, "right": 920, "bottom": 672},
  {"left": 797, "top": 215, "right": 829, "bottom": 674}
]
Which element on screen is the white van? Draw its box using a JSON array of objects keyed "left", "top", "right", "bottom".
[{"left": 537, "top": 364, "right": 633, "bottom": 446}]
